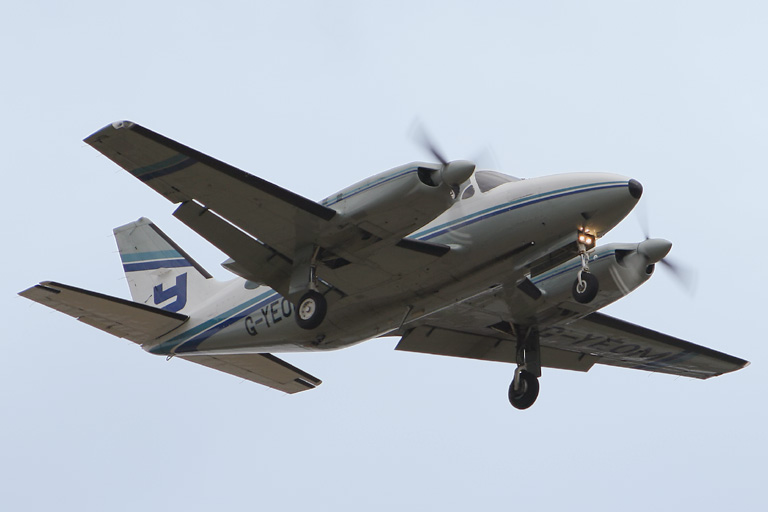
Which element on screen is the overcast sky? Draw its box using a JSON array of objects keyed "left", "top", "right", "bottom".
[{"left": 3, "top": 1, "right": 766, "bottom": 510}]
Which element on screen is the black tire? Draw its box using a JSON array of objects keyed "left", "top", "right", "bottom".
[
  {"left": 508, "top": 370, "right": 540, "bottom": 410},
  {"left": 295, "top": 291, "right": 327, "bottom": 330},
  {"left": 572, "top": 272, "right": 599, "bottom": 304}
]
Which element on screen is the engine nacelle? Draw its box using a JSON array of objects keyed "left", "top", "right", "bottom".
[
  {"left": 507, "top": 240, "right": 668, "bottom": 325},
  {"left": 321, "top": 162, "right": 465, "bottom": 245}
]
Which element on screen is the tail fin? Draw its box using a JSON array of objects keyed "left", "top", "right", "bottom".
[{"left": 114, "top": 218, "right": 220, "bottom": 313}]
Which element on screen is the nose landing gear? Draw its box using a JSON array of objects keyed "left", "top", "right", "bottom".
[{"left": 572, "top": 271, "right": 599, "bottom": 303}]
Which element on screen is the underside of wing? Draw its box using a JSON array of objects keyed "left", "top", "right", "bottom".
[
  {"left": 19, "top": 281, "right": 188, "bottom": 345},
  {"left": 84, "top": 121, "right": 336, "bottom": 262},
  {"left": 173, "top": 200, "right": 450, "bottom": 297},
  {"left": 178, "top": 353, "right": 321, "bottom": 394},
  {"left": 86, "top": 121, "right": 451, "bottom": 299},
  {"left": 396, "top": 326, "right": 597, "bottom": 372},
  {"left": 541, "top": 312, "right": 749, "bottom": 379},
  {"left": 394, "top": 287, "right": 748, "bottom": 379}
]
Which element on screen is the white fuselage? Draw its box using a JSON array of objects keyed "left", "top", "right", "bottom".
[{"left": 146, "top": 172, "right": 639, "bottom": 357}]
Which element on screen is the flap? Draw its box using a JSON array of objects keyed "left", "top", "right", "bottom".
[
  {"left": 178, "top": 353, "right": 321, "bottom": 394},
  {"left": 173, "top": 201, "right": 293, "bottom": 296},
  {"left": 396, "top": 326, "right": 597, "bottom": 372},
  {"left": 19, "top": 281, "right": 188, "bottom": 345},
  {"left": 175, "top": 192, "right": 449, "bottom": 298}
]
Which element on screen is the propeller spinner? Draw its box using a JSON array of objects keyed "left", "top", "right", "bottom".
[
  {"left": 637, "top": 210, "right": 697, "bottom": 293},
  {"left": 412, "top": 122, "right": 476, "bottom": 189}
]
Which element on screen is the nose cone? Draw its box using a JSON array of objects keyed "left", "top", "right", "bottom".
[
  {"left": 577, "top": 173, "right": 642, "bottom": 236},
  {"left": 638, "top": 238, "right": 672, "bottom": 263},
  {"left": 628, "top": 179, "right": 643, "bottom": 199}
]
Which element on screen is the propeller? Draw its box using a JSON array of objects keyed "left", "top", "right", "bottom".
[
  {"left": 637, "top": 205, "right": 697, "bottom": 294},
  {"left": 411, "top": 121, "right": 476, "bottom": 188}
]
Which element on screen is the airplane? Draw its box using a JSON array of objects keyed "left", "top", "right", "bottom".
[{"left": 19, "top": 121, "right": 749, "bottom": 409}]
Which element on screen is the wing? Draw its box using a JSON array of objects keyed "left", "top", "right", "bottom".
[
  {"left": 397, "top": 325, "right": 598, "bottom": 372},
  {"left": 178, "top": 353, "right": 321, "bottom": 394},
  {"left": 19, "top": 281, "right": 188, "bottom": 344},
  {"left": 84, "top": 121, "right": 336, "bottom": 262},
  {"left": 541, "top": 312, "right": 749, "bottom": 378},
  {"left": 394, "top": 290, "right": 748, "bottom": 379},
  {"left": 85, "top": 121, "right": 449, "bottom": 298}
]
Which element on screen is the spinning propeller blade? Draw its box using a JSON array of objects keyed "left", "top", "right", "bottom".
[
  {"left": 411, "top": 120, "right": 476, "bottom": 188},
  {"left": 636, "top": 207, "right": 697, "bottom": 295},
  {"left": 411, "top": 121, "right": 449, "bottom": 165},
  {"left": 658, "top": 258, "right": 697, "bottom": 294}
]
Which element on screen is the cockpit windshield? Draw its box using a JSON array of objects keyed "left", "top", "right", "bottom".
[{"left": 475, "top": 170, "right": 520, "bottom": 193}]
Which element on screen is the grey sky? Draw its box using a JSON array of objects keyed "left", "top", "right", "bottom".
[{"left": 3, "top": 2, "right": 766, "bottom": 510}]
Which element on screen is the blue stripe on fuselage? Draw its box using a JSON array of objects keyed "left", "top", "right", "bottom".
[
  {"left": 149, "top": 290, "right": 280, "bottom": 355},
  {"left": 152, "top": 181, "right": 629, "bottom": 354},
  {"left": 416, "top": 182, "right": 627, "bottom": 241}
]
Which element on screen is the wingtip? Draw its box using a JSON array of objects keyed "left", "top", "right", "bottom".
[
  {"left": 18, "top": 281, "right": 61, "bottom": 299},
  {"left": 83, "top": 120, "right": 136, "bottom": 144},
  {"left": 111, "top": 120, "right": 135, "bottom": 130}
]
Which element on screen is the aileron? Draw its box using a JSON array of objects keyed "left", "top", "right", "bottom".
[{"left": 566, "top": 313, "right": 750, "bottom": 379}]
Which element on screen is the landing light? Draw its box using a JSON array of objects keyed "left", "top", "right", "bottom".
[{"left": 577, "top": 231, "right": 595, "bottom": 248}]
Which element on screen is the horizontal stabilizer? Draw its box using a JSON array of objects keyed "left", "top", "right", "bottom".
[
  {"left": 19, "top": 281, "right": 188, "bottom": 345},
  {"left": 179, "top": 353, "right": 321, "bottom": 394}
]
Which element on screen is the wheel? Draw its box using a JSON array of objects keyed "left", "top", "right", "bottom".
[
  {"left": 508, "top": 370, "right": 540, "bottom": 410},
  {"left": 572, "top": 272, "right": 599, "bottom": 304},
  {"left": 295, "top": 291, "right": 327, "bottom": 330}
]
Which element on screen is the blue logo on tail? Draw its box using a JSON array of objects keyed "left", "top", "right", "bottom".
[{"left": 154, "top": 273, "right": 188, "bottom": 312}]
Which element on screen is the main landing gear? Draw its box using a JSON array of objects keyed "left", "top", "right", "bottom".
[
  {"left": 293, "top": 246, "right": 328, "bottom": 330},
  {"left": 508, "top": 324, "right": 541, "bottom": 410},
  {"left": 295, "top": 290, "right": 327, "bottom": 330}
]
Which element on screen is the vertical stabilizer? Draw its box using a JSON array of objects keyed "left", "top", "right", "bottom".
[{"left": 114, "top": 218, "right": 220, "bottom": 313}]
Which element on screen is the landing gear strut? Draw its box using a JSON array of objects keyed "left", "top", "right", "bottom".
[
  {"left": 572, "top": 243, "right": 599, "bottom": 304},
  {"left": 508, "top": 324, "right": 541, "bottom": 410},
  {"left": 292, "top": 246, "right": 328, "bottom": 330}
]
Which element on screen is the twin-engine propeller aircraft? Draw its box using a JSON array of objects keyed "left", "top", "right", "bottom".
[{"left": 20, "top": 121, "right": 748, "bottom": 409}]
